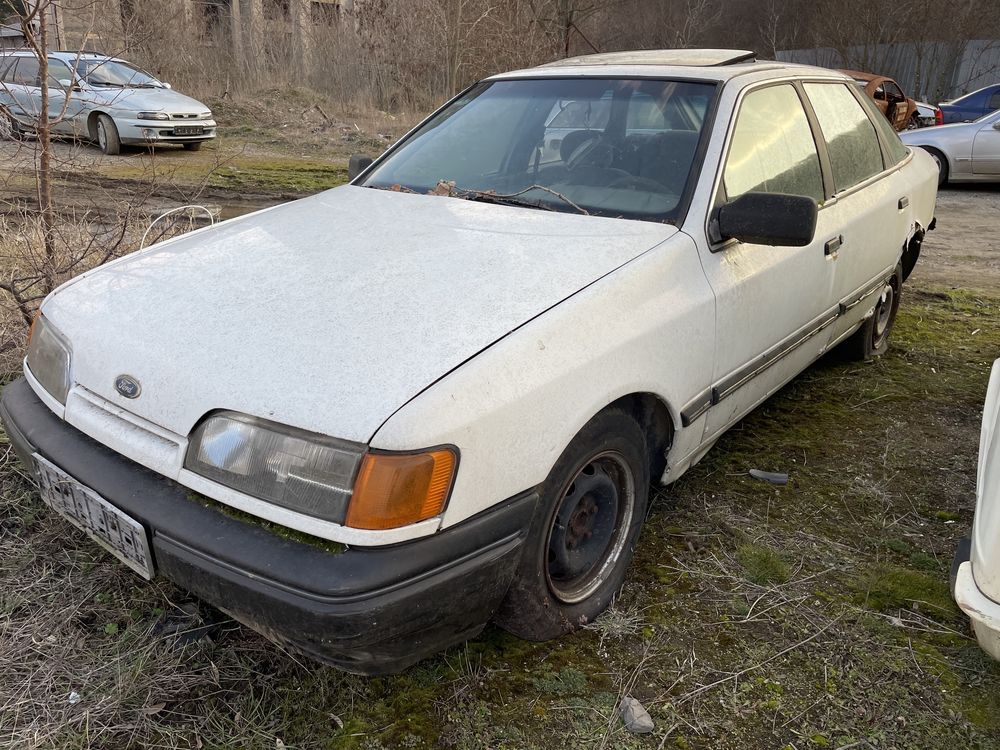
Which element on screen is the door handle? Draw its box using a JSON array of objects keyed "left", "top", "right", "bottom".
[
  {"left": 898, "top": 196, "right": 909, "bottom": 209},
  {"left": 824, "top": 235, "right": 842, "bottom": 258}
]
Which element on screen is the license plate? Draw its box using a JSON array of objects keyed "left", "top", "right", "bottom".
[
  {"left": 34, "top": 454, "right": 154, "bottom": 579},
  {"left": 174, "top": 126, "right": 204, "bottom": 136}
]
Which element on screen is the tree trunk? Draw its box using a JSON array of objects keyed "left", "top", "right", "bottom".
[{"left": 36, "top": 3, "right": 57, "bottom": 294}]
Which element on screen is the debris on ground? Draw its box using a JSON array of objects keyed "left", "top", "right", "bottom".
[
  {"left": 619, "top": 695, "right": 654, "bottom": 734},
  {"left": 749, "top": 469, "right": 790, "bottom": 485}
]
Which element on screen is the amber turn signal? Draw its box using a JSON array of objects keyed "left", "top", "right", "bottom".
[{"left": 345, "top": 448, "right": 457, "bottom": 530}]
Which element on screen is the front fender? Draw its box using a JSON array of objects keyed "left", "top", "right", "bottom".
[{"left": 371, "top": 232, "right": 716, "bottom": 530}]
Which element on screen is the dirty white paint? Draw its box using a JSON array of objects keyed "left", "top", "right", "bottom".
[
  {"left": 29, "top": 61, "right": 940, "bottom": 545},
  {"left": 959, "top": 359, "right": 1000, "bottom": 658}
]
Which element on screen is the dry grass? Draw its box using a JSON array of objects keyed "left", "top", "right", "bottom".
[{"left": 2, "top": 140, "right": 1000, "bottom": 747}]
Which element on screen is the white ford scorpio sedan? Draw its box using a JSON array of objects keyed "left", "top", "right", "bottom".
[{"left": 0, "top": 50, "right": 938, "bottom": 674}]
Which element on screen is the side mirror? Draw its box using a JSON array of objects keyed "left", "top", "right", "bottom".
[
  {"left": 348, "top": 153, "right": 374, "bottom": 181},
  {"left": 162, "top": 82, "right": 172, "bottom": 89},
  {"left": 992, "top": 121, "right": 1000, "bottom": 130},
  {"left": 718, "top": 192, "right": 818, "bottom": 247}
]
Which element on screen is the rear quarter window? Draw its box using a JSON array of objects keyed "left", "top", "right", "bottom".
[
  {"left": 851, "top": 86, "right": 910, "bottom": 165},
  {"left": 804, "top": 82, "right": 885, "bottom": 192}
]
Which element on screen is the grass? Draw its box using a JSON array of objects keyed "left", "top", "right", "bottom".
[{"left": 2, "top": 278, "right": 1000, "bottom": 746}]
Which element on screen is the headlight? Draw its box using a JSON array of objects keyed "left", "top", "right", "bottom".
[
  {"left": 136, "top": 112, "right": 169, "bottom": 121},
  {"left": 25, "top": 314, "right": 72, "bottom": 404},
  {"left": 186, "top": 412, "right": 364, "bottom": 523},
  {"left": 185, "top": 411, "right": 458, "bottom": 529},
  {"left": 199, "top": 111, "right": 212, "bottom": 119}
]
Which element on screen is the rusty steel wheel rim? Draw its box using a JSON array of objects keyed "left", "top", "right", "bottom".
[{"left": 544, "top": 450, "right": 635, "bottom": 604}]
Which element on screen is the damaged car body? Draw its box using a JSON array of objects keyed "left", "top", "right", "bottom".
[{"left": 0, "top": 49, "right": 938, "bottom": 674}]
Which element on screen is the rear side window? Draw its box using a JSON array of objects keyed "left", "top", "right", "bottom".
[
  {"left": 804, "top": 83, "right": 885, "bottom": 191},
  {"left": 852, "top": 87, "right": 910, "bottom": 165},
  {"left": 0, "top": 57, "right": 13, "bottom": 83},
  {"left": 989, "top": 91, "right": 1000, "bottom": 110},
  {"left": 11, "top": 57, "right": 40, "bottom": 86},
  {"left": 723, "top": 84, "right": 824, "bottom": 203}
]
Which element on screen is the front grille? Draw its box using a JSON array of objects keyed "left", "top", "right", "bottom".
[{"left": 171, "top": 113, "right": 200, "bottom": 120}]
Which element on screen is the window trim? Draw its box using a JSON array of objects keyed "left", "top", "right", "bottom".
[{"left": 705, "top": 75, "right": 915, "bottom": 252}]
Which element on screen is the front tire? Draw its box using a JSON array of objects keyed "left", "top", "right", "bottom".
[
  {"left": 493, "top": 408, "right": 650, "bottom": 640},
  {"left": 924, "top": 147, "right": 948, "bottom": 187},
  {"left": 183, "top": 142, "right": 203, "bottom": 152},
  {"left": 95, "top": 114, "right": 121, "bottom": 155},
  {"left": 839, "top": 263, "right": 903, "bottom": 361}
]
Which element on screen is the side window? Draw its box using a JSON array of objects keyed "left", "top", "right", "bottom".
[
  {"left": 11, "top": 57, "right": 40, "bottom": 86},
  {"left": 0, "top": 58, "right": 12, "bottom": 83},
  {"left": 627, "top": 93, "right": 667, "bottom": 134},
  {"left": 723, "top": 84, "right": 824, "bottom": 204},
  {"left": 989, "top": 91, "right": 1000, "bottom": 111},
  {"left": 804, "top": 83, "right": 885, "bottom": 191},
  {"left": 47, "top": 59, "right": 75, "bottom": 86},
  {"left": 884, "top": 81, "right": 904, "bottom": 101},
  {"left": 852, "top": 86, "right": 910, "bottom": 166},
  {"left": 547, "top": 98, "right": 610, "bottom": 130}
]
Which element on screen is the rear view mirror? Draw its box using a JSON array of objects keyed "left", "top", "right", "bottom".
[
  {"left": 348, "top": 154, "right": 374, "bottom": 180},
  {"left": 718, "top": 192, "right": 818, "bottom": 247},
  {"left": 58, "top": 79, "right": 72, "bottom": 88}
]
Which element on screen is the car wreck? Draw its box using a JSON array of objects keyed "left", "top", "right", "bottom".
[{"left": 0, "top": 49, "right": 938, "bottom": 674}]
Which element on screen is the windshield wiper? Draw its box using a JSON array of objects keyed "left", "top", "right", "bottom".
[
  {"left": 91, "top": 81, "right": 125, "bottom": 88},
  {"left": 448, "top": 183, "right": 589, "bottom": 216}
]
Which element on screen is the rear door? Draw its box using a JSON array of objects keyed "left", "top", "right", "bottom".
[
  {"left": 973, "top": 111, "right": 1000, "bottom": 174},
  {"left": 698, "top": 82, "right": 838, "bottom": 438},
  {"left": 802, "top": 82, "right": 909, "bottom": 342}
]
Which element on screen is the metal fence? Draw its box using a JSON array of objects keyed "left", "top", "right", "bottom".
[{"left": 777, "top": 40, "right": 1000, "bottom": 104}]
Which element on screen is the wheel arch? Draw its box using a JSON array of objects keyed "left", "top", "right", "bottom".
[
  {"left": 87, "top": 109, "right": 111, "bottom": 140},
  {"left": 603, "top": 392, "right": 675, "bottom": 482}
]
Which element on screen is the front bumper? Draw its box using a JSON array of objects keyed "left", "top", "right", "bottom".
[
  {"left": 116, "top": 117, "right": 217, "bottom": 145},
  {"left": 952, "top": 538, "right": 1000, "bottom": 661},
  {"left": 0, "top": 377, "right": 536, "bottom": 674}
]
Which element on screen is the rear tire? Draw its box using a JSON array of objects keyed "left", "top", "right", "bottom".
[
  {"left": 96, "top": 114, "right": 121, "bottom": 155},
  {"left": 839, "top": 263, "right": 903, "bottom": 361},
  {"left": 493, "top": 408, "right": 650, "bottom": 640}
]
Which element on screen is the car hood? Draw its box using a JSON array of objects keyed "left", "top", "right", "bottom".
[
  {"left": 87, "top": 86, "right": 209, "bottom": 113},
  {"left": 43, "top": 185, "right": 675, "bottom": 443}
]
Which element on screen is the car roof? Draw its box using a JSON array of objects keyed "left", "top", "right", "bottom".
[
  {"left": 0, "top": 49, "right": 120, "bottom": 62},
  {"left": 488, "top": 48, "right": 849, "bottom": 84},
  {"left": 838, "top": 69, "right": 888, "bottom": 83}
]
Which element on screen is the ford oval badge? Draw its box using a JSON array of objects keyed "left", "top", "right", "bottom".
[{"left": 115, "top": 374, "right": 142, "bottom": 399}]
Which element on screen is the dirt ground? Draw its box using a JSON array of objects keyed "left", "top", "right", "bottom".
[
  {"left": 914, "top": 183, "right": 1000, "bottom": 291},
  {"left": 2, "top": 131, "right": 1000, "bottom": 748}
]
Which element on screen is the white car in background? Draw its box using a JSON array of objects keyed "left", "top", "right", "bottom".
[
  {"left": 0, "top": 49, "right": 938, "bottom": 674},
  {"left": 953, "top": 361, "right": 1000, "bottom": 659},
  {"left": 0, "top": 50, "right": 216, "bottom": 154}
]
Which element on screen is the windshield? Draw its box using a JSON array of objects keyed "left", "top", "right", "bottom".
[
  {"left": 74, "top": 59, "right": 162, "bottom": 88},
  {"left": 360, "top": 78, "right": 716, "bottom": 222}
]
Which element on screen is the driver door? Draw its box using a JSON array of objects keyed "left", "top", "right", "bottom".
[
  {"left": 699, "top": 83, "right": 838, "bottom": 439},
  {"left": 883, "top": 80, "right": 909, "bottom": 130}
]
